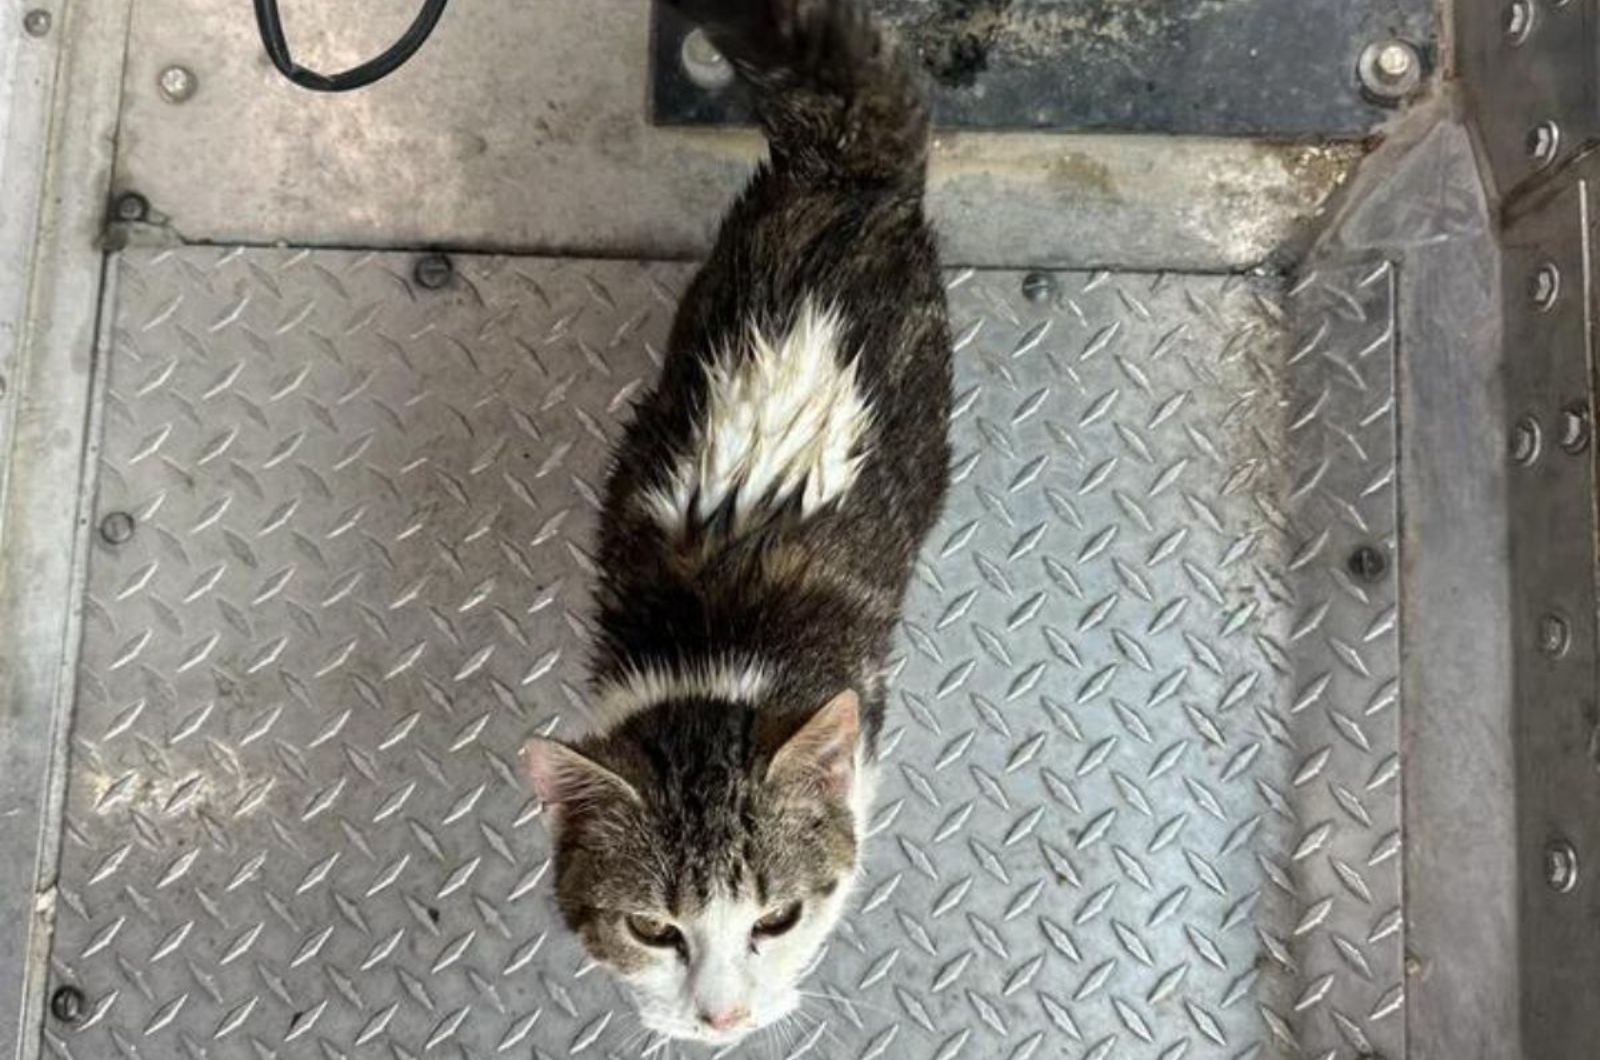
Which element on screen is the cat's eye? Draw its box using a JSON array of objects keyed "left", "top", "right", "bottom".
[
  {"left": 625, "top": 913, "right": 683, "bottom": 948},
  {"left": 752, "top": 900, "right": 803, "bottom": 938}
]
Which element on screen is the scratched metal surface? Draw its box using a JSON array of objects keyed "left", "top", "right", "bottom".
[{"left": 44, "top": 248, "right": 1402, "bottom": 1060}]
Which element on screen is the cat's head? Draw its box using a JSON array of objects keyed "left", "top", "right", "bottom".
[{"left": 524, "top": 689, "right": 866, "bottom": 1045}]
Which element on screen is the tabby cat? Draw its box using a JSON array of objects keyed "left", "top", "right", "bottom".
[{"left": 525, "top": 0, "right": 951, "bottom": 1043}]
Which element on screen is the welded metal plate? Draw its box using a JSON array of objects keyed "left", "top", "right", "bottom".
[
  {"left": 44, "top": 248, "right": 1401, "bottom": 1060},
  {"left": 653, "top": 0, "right": 1435, "bottom": 135}
]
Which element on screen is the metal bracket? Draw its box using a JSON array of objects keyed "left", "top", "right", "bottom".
[
  {"left": 1502, "top": 171, "right": 1600, "bottom": 1055},
  {"left": 1458, "top": 0, "right": 1596, "bottom": 197}
]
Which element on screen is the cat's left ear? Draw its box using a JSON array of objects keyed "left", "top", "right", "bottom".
[{"left": 768, "top": 689, "right": 860, "bottom": 799}]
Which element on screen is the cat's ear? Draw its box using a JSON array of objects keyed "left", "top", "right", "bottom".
[
  {"left": 768, "top": 689, "right": 860, "bottom": 798},
  {"left": 524, "top": 737, "right": 640, "bottom": 832}
]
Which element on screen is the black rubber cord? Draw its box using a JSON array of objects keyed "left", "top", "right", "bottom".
[{"left": 253, "top": 0, "right": 450, "bottom": 92}]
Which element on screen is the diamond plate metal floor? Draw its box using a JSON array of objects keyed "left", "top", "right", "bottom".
[{"left": 43, "top": 248, "right": 1402, "bottom": 1060}]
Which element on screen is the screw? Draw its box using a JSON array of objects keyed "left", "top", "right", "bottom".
[
  {"left": 413, "top": 253, "right": 454, "bottom": 291},
  {"left": 1346, "top": 544, "right": 1388, "bottom": 583},
  {"left": 157, "top": 65, "right": 197, "bottom": 103},
  {"left": 1538, "top": 613, "right": 1571, "bottom": 658},
  {"left": 113, "top": 191, "right": 149, "bottom": 223},
  {"left": 1559, "top": 401, "right": 1591, "bottom": 454},
  {"left": 23, "top": 8, "right": 51, "bottom": 36},
  {"left": 50, "top": 985, "right": 84, "bottom": 1023},
  {"left": 99, "top": 511, "right": 135, "bottom": 546},
  {"left": 1510, "top": 416, "right": 1542, "bottom": 465},
  {"left": 680, "top": 28, "right": 735, "bottom": 91},
  {"left": 1545, "top": 839, "right": 1579, "bottom": 893},
  {"left": 1505, "top": 0, "right": 1535, "bottom": 44},
  {"left": 1530, "top": 262, "right": 1561, "bottom": 311},
  {"left": 1528, "top": 121, "right": 1561, "bottom": 168},
  {"left": 1022, "top": 271, "right": 1058, "bottom": 305}
]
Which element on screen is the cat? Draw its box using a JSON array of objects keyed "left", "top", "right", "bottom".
[{"left": 524, "top": 0, "right": 951, "bottom": 1044}]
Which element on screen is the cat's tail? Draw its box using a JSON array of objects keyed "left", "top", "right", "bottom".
[{"left": 665, "top": 0, "right": 929, "bottom": 188}]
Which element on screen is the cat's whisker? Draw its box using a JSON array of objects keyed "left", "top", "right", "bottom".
[
  {"left": 761, "top": 1015, "right": 789, "bottom": 1060},
  {"left": 794, "top": 988, "right": 900, "bottom": 1019}
]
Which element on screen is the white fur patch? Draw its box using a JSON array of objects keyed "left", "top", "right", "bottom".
[
  {"left": 591, "top": 656, "right": 770, "bottom": 725},
  {"left": 646, "top": 300, "right": 874, "bottom": 534}
]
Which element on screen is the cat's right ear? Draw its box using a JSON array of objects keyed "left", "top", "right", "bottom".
[{"left": 523, "top": 738, "right": 640, "bottom": 833}]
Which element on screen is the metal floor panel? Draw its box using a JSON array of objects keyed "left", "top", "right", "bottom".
[
  {"left": 108, "top": 0, "right": 1357, "bottom": 272},
  {"left": 44, "top": 248, "right": 1402, "bottom": 1060}
]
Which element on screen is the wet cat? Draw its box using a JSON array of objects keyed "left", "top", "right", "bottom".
[{"left": 524, "top": 0, "right": 950, "bottom": 1044}]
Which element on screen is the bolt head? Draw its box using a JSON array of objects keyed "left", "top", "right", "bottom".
[
  {"left": 1530, "top": 262, "right": 1561, "bottom": 310},
  {"left": 1358, "top": 40, "right": 1422, "bottom": 103},
  {"left": 23, "top": 8, "right": 52, "bottom": 36},
  {"left": 1559, "top": 401, "right": 1591, "bottom": 454},
  {"left": 680, "top": 28, "right": 735, "bottom": 91},
  {"left": 1528, "top": 121, "right": 1561, "bottom": 168},
  {"left": 1545, "top": 840, "right": 1579, "bottom": 893},
  {"left": 158, "top": 65, "right": 197, "bottom": 103},
  {"left": 413, "top": 253, "right": 454, "bottom": 291},
  {"left": 99, "top": 511, "right": 135, "bottom": 546},
  {"left": 113, "top": 191, "right": 149, "bottom": 223},
  {"left": 1345, "top": 544, "right": 1388, "bottom": 584},
  {"left": 50, "top": 986, "right": 85, "bottom": 1023},
  {"left": 1376, "top": 43, "right": 1414, "bottom": 79},
  {"left": 1510, "top": 416, "right": 1542, "bottom": 465},
  {"left": 1021, "top": 271, "right": 1058, "bottom": 305},
  {"left": 1538, "top": 613, "right": 1571, "bottom": 658},
  {"left": 1505, "top": 0, "right": 1535, "bottom": 44}
]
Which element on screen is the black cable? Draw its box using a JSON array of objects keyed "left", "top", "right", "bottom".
[{"left": 253, "top": 0, "right": 450, "bottom": 92}]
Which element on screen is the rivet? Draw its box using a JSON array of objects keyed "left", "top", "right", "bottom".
[
  {"left": 680, "top": 28, "right": 735, "bottom": 91},
  {"left": 1559, "top": 401, "right": 1590, "bottom": 454},
  {"left": 158, "top": 65, "right": 197, "bottom": 103},
  {"left": 413, "top": 253, "right": 454, "bottom": 291},
  {"left": 1510, "top": 416, "right": 1542, "bottom": 466},
  {"left": 99, "top": 511, "right": 135, "bottom": 546},
  {"left": 1545, "top": 839, "right": 1579, "bottom": 893},
  {"left": 23, "top": 9, "right": 52, "bottom": 36},
  {"left": 1538, "top": 613, "right": 1571, "bottom": 658},
  {"left": 1021, "top": 271, "right": 1058, "bottom": 305},
  {"left": 1346, "top": 544, "right": 1388, "bottom": 583},
  {"left": 50, "top": 985, "right": 84, "bottom": 1023},
  {"left": 1528, "top": 121, "right": 1561, "bottom": 168},
  {"left": 113, "top": 191, "right": 149, "bottom": 224},
  {"left": 1530, "top": 262, "right": 1561, "bottom": 311}
]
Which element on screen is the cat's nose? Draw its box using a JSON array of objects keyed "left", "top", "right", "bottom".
[{"left": 699, "top": 1005, "right": 751, "bottom": 1033}]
